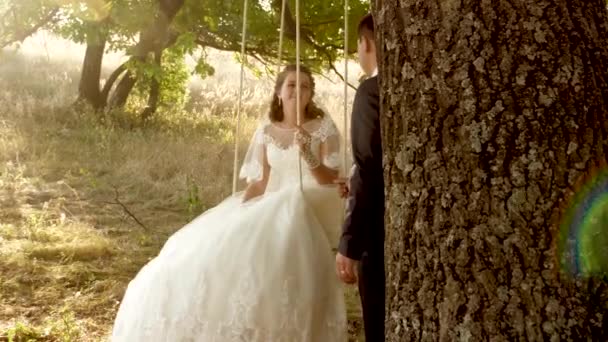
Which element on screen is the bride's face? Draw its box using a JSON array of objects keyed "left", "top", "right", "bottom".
[{"left": 277, "top": 71, "right": 312, "bottom": 116}]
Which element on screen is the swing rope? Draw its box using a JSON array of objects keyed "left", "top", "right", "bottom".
[
  {"left": 232, "top": 0, "right": 249, "bottom": 195},
  {"left": 343, "top": 0, "right": 349, "bottom": 176},
  {"left": 295, "top": 0, "right": 304, "bottom": 192},
  {"left": 277, "top": 0, "right": 286, "bottom": 73}
]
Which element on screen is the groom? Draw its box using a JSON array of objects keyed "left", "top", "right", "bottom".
[{"left": 336, "top": 13, "right": 385, "bottom": 342}]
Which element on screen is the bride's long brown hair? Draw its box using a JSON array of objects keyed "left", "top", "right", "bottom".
[{"left": 268, "top": 65, "right": 325, "bottom": 123}]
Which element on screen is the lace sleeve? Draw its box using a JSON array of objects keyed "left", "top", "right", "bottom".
[
  {"left": 239, "top": 121, "right": 267, "bottom": 183},
  {"left": 316, "top": 115, "right": 341, "bottom": 170}
]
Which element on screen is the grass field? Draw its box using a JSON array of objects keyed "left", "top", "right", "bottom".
[{"left": 0, "top": 33, "right": 364, "bottom": 341}]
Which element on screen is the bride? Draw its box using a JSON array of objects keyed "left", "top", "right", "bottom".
[{"left": 111, "top": 65, "right": 348, "bottom": 341}]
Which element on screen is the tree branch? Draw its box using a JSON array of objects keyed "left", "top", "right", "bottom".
[
  {"left": 1, "top": 8, "right": 59, "bottom": 49},
  {"left": 269, "top": 0, "right": 360, "bottom": 74},
  {"left": 102, "top": 185, "right": 149, "bottom": 230},
  {"left": 195, "top": 30, "right": 356, "bottom": 89},
  {"left": 304, "top": 19, "right": 341, "bottom": 27},
  {"left": 328, "top": 64, "right": 358, "bottom": 90},
  {"left": 194, "top": 33, "right": 271, "bottom": 65}
]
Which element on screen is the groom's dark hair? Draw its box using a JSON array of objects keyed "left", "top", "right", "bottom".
[{"left": 358, "top": 13, "right": 374, "bottom": 41}]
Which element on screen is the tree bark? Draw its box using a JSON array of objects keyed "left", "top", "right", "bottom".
[
  {"left": 78, "top": 25, "right": 107, "bottom": 109},
  {"left": 375, "top": 0, "right": 608, "bottom": 340}
]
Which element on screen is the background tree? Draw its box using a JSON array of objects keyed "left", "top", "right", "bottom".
[
  {"left": 2, "top": 0, "right": 370, "bottom": 116},
  {"left": 375, "top": 0, "right": 608, "bottom": 340}
]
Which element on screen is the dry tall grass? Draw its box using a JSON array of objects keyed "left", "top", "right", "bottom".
[{"left": 0, "top": 33, "right": 364, "bottom": 341}]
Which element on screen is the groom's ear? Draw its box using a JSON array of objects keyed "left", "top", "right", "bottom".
[{"left": 365, "top": 36, "right": 376, "bottom": 53}]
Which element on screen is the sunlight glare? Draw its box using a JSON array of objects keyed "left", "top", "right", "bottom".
[{"left": 53, "top": 0, "right": 111, "bottom": 21}]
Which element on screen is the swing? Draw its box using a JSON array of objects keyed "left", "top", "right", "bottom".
[{"left": 231, "top": 0, "right": 350, "bottom": 195}]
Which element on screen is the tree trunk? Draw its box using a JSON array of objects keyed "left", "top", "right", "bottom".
[
  {"left": 78, "top": 26, "right": 107, "bottom": 109},
  {"left": 108, "top": 68, "right": 138, "bottom": 109},
  {"left": 375, "top": 0, "right": 608, "bottom": 340},
  {"left": 100, "top": 61, "right": 128, "bottom": 104},
  {"left": 107, "top": 0, "right": 185, "bottom": 110},
  {"left": 140, "top": 48, "right": 163, "bottom": 121}
]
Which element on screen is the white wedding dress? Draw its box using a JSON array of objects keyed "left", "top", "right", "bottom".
[{"left": 111, "top": 115, "right": 348, "bottom": 341}]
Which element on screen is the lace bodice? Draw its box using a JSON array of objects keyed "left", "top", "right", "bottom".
[{"left": 240, "top": 115, "right": 341, "bottom": 192}]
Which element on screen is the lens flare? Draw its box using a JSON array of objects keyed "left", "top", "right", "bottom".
[{"left": 558, "top": 167, "right": 608, "bottom": 279}]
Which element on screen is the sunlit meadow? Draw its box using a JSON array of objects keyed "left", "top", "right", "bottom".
[{"left": 0, "top": 32, "right": 364, "bottom": 341}]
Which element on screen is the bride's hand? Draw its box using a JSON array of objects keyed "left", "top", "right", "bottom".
[
  {"left": 294, "top": 127, "right": 312, "bottom": 154},
  {"left": 295, "top": 127, "right": 321, "bottom": 169}
]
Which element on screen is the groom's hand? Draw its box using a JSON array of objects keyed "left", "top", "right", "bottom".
[
  {"left": 336, "top": 253, "right": 358, "bottom": 284},
  {"left": 333, "top": 178, "right": 350, "bottom": 198}
]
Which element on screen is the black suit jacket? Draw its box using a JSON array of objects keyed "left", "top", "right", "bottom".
[{"left": 338, "top": 76, "right": 384, "bottom": 260}]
